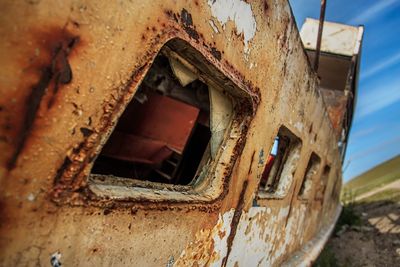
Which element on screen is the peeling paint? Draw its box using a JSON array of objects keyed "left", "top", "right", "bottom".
[
  {"left": 50, "top": 252, "right": 62, "bottom": 267},
  {"left": 27, "top": 193, "right": 36, "bottom": 202},
  {"left": 174, "top": 210, "right": 234, "bottom": 266},
  {"left": 209, "top": 210, "right": 235, "bottom": 266},
  {"left": 0, "top": 0, "right": 345, "bottom": 266},
  {"left": 207, "top": 0, "right": 257, "bottom": 54},
  {"left": 294, "top": 121, "right": 304, "bottom": 132},
  {"left": 258, "top": 149, "right": 265, "bottom": 165},
  {"left": 166, "top": 255, "right": 174, "bottom": 267},
  {"left": 209, "top": 19, "right": 219, "bottom": 34}
]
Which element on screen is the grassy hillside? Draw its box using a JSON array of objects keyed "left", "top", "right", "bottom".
[{"left": 342, "top": 155, "right": 400, "bottom": 201}]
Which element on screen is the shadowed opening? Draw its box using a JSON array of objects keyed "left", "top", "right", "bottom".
[
  {"left": 90, "top": 41, "right": 233, "bottom": 186},
  {"left": 258, "top": 126, "right": 302, "bottom": 198},
  {"left": 299, "top": 152, "right": 321, "bottom": 200}
]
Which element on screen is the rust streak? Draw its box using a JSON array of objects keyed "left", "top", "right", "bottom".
[
  {"left": 247, "top": 150, "right": 256, "bottom": 175},
  {"left": 180, "top": 8, "right": 199, "bottom": 41},
  {"left": 285, "top": 182, "right": 299, "bottom": 228},
  {"left": 222, "top": 180, "right": 249, "bottom": 267},
  {"left": 7, "top": 28, "right": 80, "bottom": 170}
]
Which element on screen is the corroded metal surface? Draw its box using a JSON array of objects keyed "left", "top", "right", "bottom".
[
  {"left": 319, "top": 89, "right": 348, "bottom": 137},
  {"left": 0, "top": 0, "right": 346, "bottom": 266},
  {"left": 301, "top": 18, "right": 364, "bottom": 57}
]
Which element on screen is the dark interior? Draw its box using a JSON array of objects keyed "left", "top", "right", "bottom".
[
  {"left": 259, "top": 135, "right": 290, "bottom": 193},
  {"left": 91, "top": 54, "right": 212, "bottom": 185},
  {"left": 299, "top": 153, "right": 321, "bottom": 197}
]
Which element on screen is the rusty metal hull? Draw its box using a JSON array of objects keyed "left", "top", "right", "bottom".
[{"left": 0, "top": 0, "right": 345, "bottom": 266}]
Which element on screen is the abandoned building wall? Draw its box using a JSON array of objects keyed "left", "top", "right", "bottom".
[{"left": 0, "top": 0, "right": 342, "bottom": 266}]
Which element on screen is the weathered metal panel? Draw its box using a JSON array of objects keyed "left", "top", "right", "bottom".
[
  {"left": 300, "top": 18, "right": 363, "bottom": 57},
  {"left": 319, "top": 89, "right": 348, "bottom": 137},
  {"left": 0, "top": 0, "right": 346, "bottom": 266}
]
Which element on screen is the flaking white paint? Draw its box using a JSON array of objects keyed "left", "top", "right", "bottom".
[
  {"left": 207, "top": 0, "right": 257, "bottom": 55},
  {"left": 209, "top": 19, "right": 219, "bottom": 33},
  {"left": 294, "top": 121, "right": 304, "bottom": 132},
  {"left": 209, "top": 210, "right": 235, "bottom": 266}
]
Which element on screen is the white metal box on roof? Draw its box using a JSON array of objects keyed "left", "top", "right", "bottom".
[{"left": 300, "top": 18, "right": 364, "bottom": 56}]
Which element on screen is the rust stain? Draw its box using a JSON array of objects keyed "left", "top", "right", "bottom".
[
  {"left": 7, "top": 26, "right": 80, "bottom": 170},
  {"left": 79, "top": 127, "right": 94, "bottom": 138},
  {"left": 180, "top": 8, "right": 199, "bottom": 41},
  {"left": 0, "top": 199, "right": 6, "bottom": 229},
  {"left": 285, "top": 182, "right": 299, "bottom": 227},
  {"left": 263, "top": 1, "right": 269, "bottom": 14},
  {"left": 210, "top": 47, "right": 222, "bottom": 61},
  {"left": 218, "top": 230, "right": 226, "bottom": 239},
  {"left": 49, "top": 35, "right": 256, "bottom": 211},
  {"left": 53, "top": 157, "right": 73, "bottom": 186},
  {"left": 0, "top": 0, "right": 348, "bottom": 266},
  {"left": 51, "top": 59, "right": 149, "bottom": 199},
  {"left": 247, "top": 151, "right": 256, "bottom": 175},
  {"left": 164, "top": 10, "right": 179, "bottom": 23},
  {"left": 319, "top": 89, "right": 348, "bottom": 137},
  {"left": 222, "top": 180, "right": 249, "bottom": 266},
  {"left": 223, "top": 60, "right": 261, "bottom": 108}
]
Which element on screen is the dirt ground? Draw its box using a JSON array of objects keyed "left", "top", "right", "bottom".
[
  {"left": 355, "top": 180, "right": 400, "bottom": 202},
  {"left": 325, "top": 200, "right": 400, "bottom": 266}
]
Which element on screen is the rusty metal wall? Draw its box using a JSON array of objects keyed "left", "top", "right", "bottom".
[{"left": 0, "top": 0, "right": 342, "bottom": 266}]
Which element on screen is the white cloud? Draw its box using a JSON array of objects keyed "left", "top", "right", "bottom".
[
  {"left": 351, "top": 125, "right": 379, "bottom": 139},
  {"left": 362, "top": 51, "right": 400, "bottom": 79},
  {"left": 357, "top": 77, "right": 400, "bottom": 118},
  {"left": 346, "top": 135, "right": 400, "bottom": 162},
  {"left": 349, "top": 0, "right": 398, "bottom": 24}
]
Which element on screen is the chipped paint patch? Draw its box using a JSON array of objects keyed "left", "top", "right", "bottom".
[
  {"left": 50, "top": 252, "right": 62, "bottom": 267},
  {"left": 209, "top": 210, "right": 235, "bottom": 266},
  {"left": 225, "top": 205, "right": 311, "bottom": 265},
  {"left": 175, "top": 210, "right": 234, "bottom": 266},
  {"left": 166, "top": 255, "right": 174, "bottom": 267},
  {"left": 209, "top": 19, "right": 219, "bottom": 33},
  {"left": 258, "top": 149, "right": 265, "bottom": 165},
  {"left": 226, "top": 206, "right": 291, "bottom": 265},
  {"left": 27, "top": 193, "right": 36, "bottom": 202},
  {"left": 294, "top": 121, "right": 304, "bottom": 132},
  {"left": 207, "top": 0, "right": 257, "bottom": 54}
]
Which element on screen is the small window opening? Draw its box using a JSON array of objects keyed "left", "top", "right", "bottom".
[
  {"left": 258, "top": 127, "right": 302, "bottom": 198},
  {"left": 330, "top": 175, "right": 340, "bottom": 201},
  {"left": 315, "top": 165, "right": 331, "bottom": 201},
  {"left": 90, "top": 46, "right": 233, "bottom": 186},
  {"left": 298, "top": 153, "right": 321, "bottom": 200}
]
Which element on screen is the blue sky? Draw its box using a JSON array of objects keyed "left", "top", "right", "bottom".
[{"left": 289, "top": 0, "right": 400, "bottom": 181}]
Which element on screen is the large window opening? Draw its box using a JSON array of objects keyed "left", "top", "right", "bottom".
[
  {"left": 90, "top": 45, "right": 233, "bottom": 186},
  {"left": 298, "top": 153, "right": 321, "bottom": 200},
  {"left": 258, "top": 127, "right": 302, "bottom": 198}
]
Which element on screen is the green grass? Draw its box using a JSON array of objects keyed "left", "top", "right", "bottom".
[
  {"left": 342, "top": 155, "right": 400, "bottom": 202},
  {"left": 316, "top": 156, "right": 400, "bottom": 266},
  {"left": 334, "top": 204, "right": 361, "bottom": 232},
  {"left": 313, "top": 245, "right": 339, "bottom": 267}
]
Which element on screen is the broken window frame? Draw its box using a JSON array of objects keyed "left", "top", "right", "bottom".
[
  {"left": 298, "top": 152, "right": 321, "bottom": 201},
  {"left": 257, "top": 126, "right": 302, "bottom": 200},
  {"left": 86, "top": 38, "right": 255, "bottom": 202}
]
